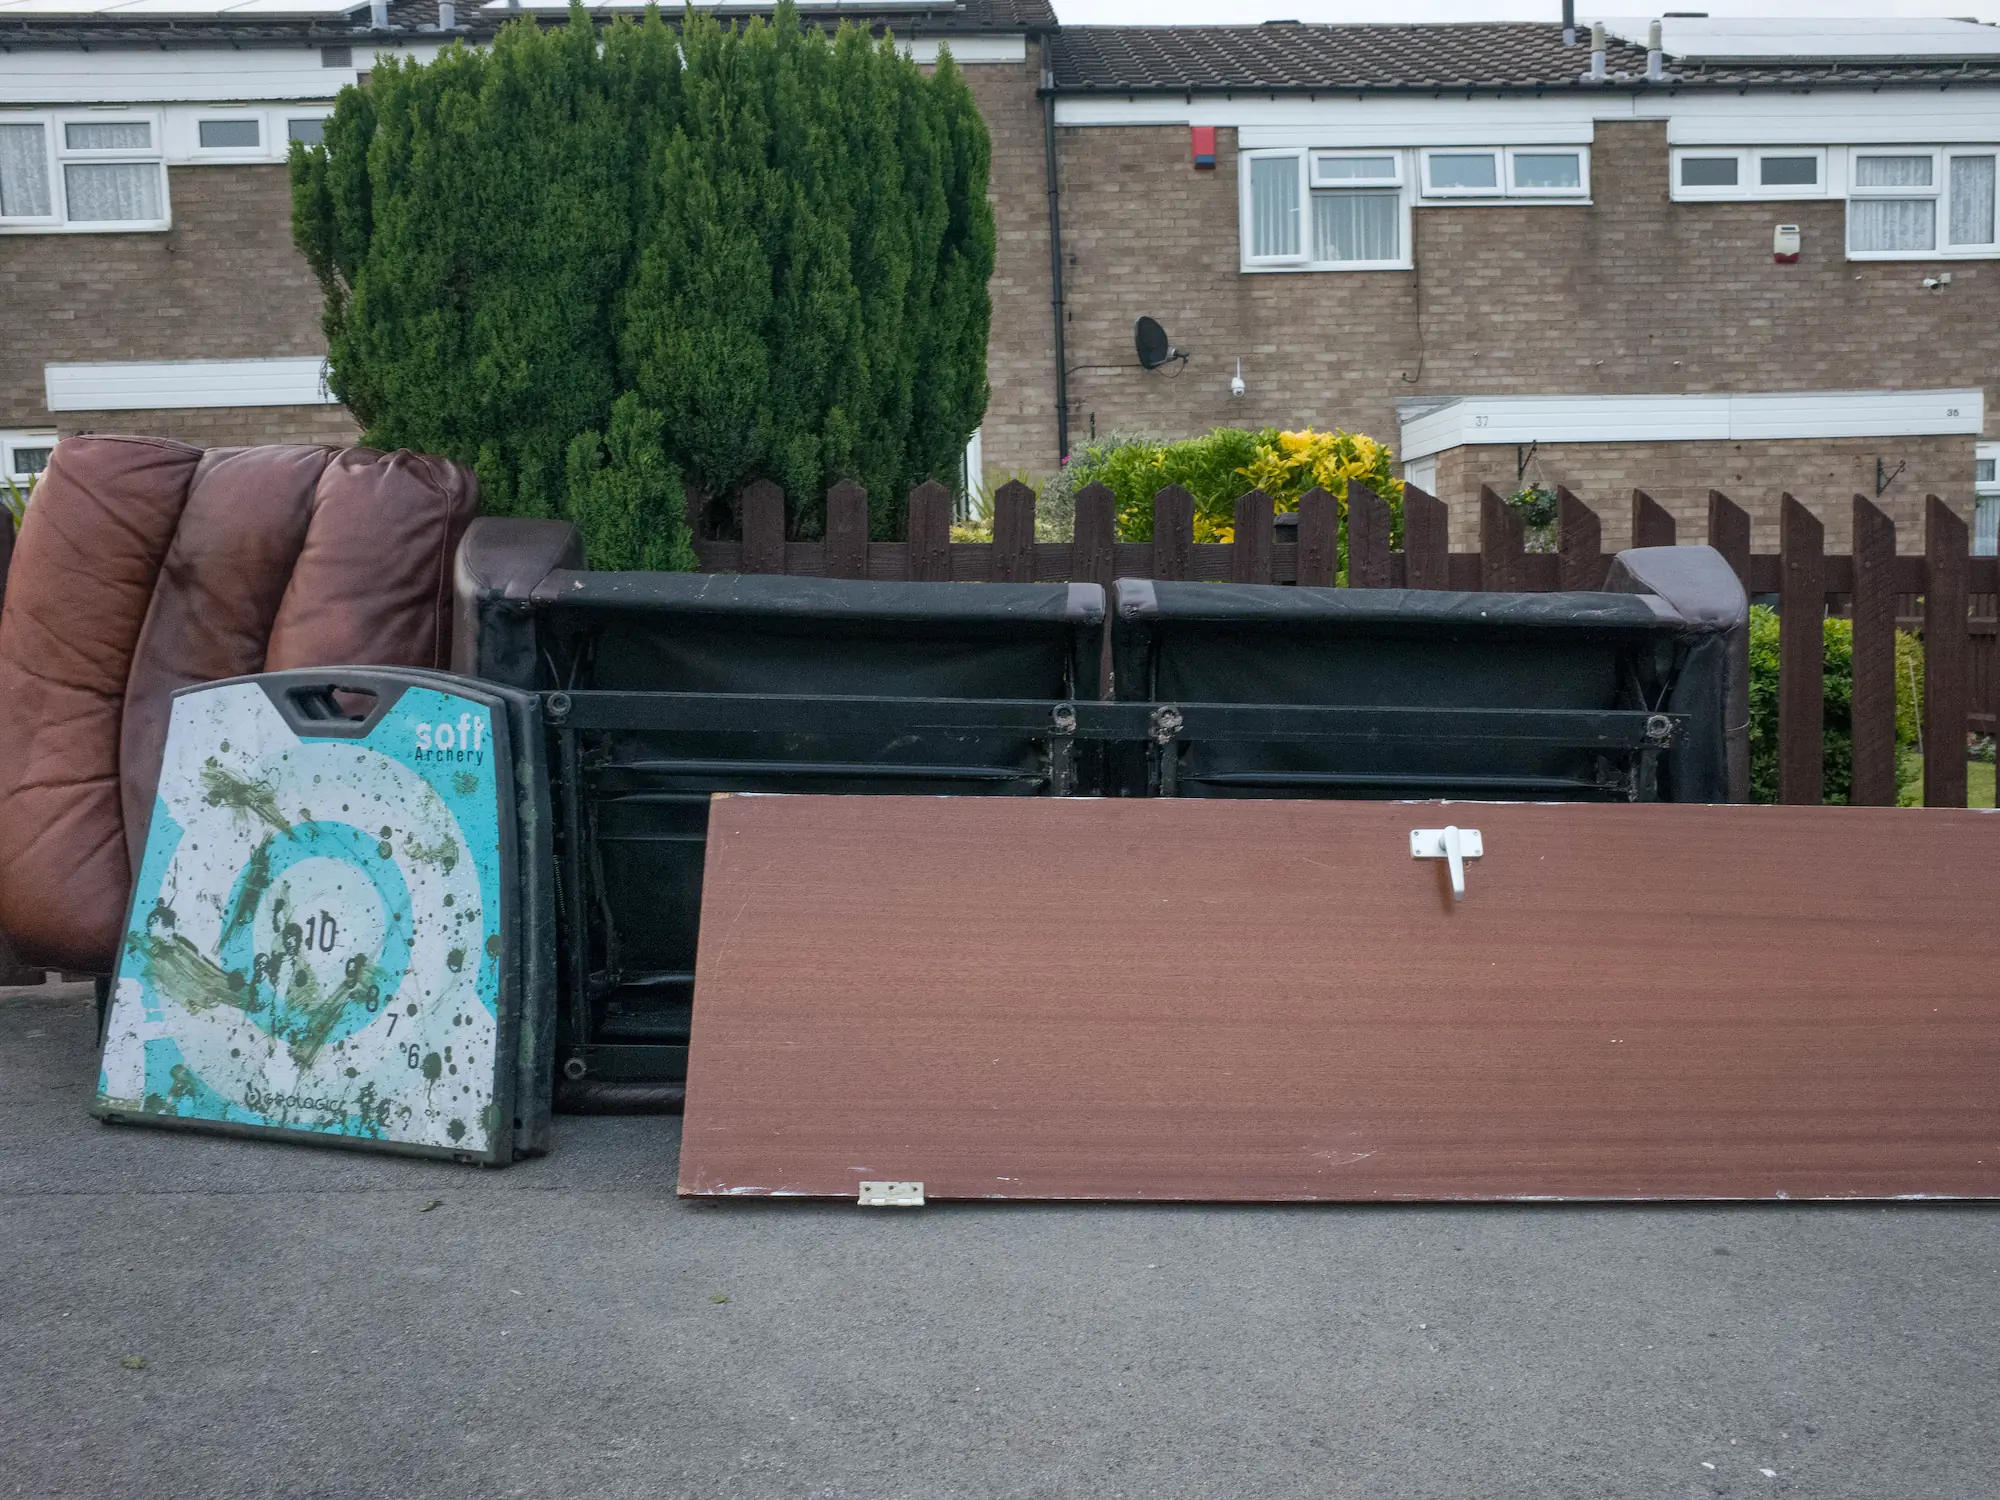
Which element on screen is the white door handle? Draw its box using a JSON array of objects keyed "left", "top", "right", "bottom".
[{"left": 1410, "top": 825, "right": 1483, "bottom": 901}]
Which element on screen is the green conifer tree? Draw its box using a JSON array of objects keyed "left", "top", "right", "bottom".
[{"left": 292, "top": 1, "right": 991, "bottom": 560}]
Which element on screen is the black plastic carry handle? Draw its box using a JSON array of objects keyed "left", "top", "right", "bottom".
[{"left": 256, "top": 669, "right": 411, "bottom": 740}]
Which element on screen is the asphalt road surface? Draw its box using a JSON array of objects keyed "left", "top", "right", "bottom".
[{"left": 5, "top": 981, "right": 1996, "bottom": 1500}]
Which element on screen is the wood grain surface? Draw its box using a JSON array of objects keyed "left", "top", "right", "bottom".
[{"left": 678, "top": 796, "right": 2000, "bottom": 1202}]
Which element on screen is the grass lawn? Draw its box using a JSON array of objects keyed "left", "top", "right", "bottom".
[{"left": 1897, "top": 754, "right": 1996, "bottom": 808}]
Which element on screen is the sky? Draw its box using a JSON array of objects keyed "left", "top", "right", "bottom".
[{"left": 1052, "top": 1, "right": 2000, "bottom": 26}]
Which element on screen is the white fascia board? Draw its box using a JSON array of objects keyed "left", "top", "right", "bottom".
[
  {"left": 902, "top": 35, "right": 1026, "bottom": 65},
  {"left": 1055, "top": 86, "right": 2000, "bottom": 149},
  {"left": 46, "top": 356, "right": 335, "bottom": 410},
  {"left": 1726, "top": 389, "right": 1983, "bottom": 441},
  {"left": 1057, "top": 94, "right": 1603, "bottom": 139},
  {"left": 1399, "top": 390, "right": 1983, "bottom": 460},
  {"left": 1052, "top": 97, "right": 1195, "bottom": 127},
  {"left": 1643, "top": 88, "right": 2000, "bottom": 147},
  {"left": 0, "top": 41, "right": 444, "bottom": 105}
]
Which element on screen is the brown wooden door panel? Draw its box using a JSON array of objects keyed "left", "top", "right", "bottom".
[{"left": 678, "top": 796, "right": 2000, "bottom": 1202}]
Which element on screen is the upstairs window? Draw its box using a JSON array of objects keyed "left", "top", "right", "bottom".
[
  {"left": 0, "top": 113, "right": 168, "bottom": 232},
  {"left": 197, "top": 118, "right": 261, "bottom": 150},
  {"left": 1242, "top": 150, "right": 1409, "bottom": 271},
  {"left": 1420, "top": 147, "right": 1588, "bottom": 199},
  {"left": 1848, "top": 148, "right": 1997, "bottom": 258},
  {"left": 1672, "top": 148, "right": 1825, "bottom": 200}
]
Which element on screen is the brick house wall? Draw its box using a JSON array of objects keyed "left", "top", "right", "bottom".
[
  {"left": 955, "top": 58, "right": 1057, "bottom": 494},
  {"left": 1, "top": 165, "right": 357, "bottom": 448},
  {"left": 1019, "top": 116, "right": 2000, "bottom": 543},
  {"left": 1429, "top": 435, "right": 1975, "bottom": 555}
]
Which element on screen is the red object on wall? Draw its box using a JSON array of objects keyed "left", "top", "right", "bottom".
[{"left": 1191, "top": 126, "right": 1216, "bottom": 169}]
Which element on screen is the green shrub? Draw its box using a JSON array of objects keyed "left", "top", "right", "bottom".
[
  {"left": 1746, "top": 604, "right": 1923, "bottom": 804},
  {"left": 291, "top": 1, "right": 992, "bottom": 559},
  {"left": 1056, "top": 425, "right": 1405, "bottom": 579}
]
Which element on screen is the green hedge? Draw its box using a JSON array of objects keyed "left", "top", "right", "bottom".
[
  {"left": 291, "top": 1, "right": 993, "bottom": 562},
  {"left": 1746, "top": 604, "right": 1924, "bottom": 805}
]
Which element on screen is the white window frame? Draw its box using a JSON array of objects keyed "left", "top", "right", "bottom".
[
  {"left": 1421, "top": 148, "right": 1502, "bottom": 199},
  {"left": 1419, "top": 146, "right": 1589, "bottom": 202},
  {"left": 1672, "top": 147, "right": 1828, "bottom": 201},
  {"left": 188, "top": 109, "right": 268, "bottom": 163},
  {"left": 0, "top": 110, "right": 169, "bottom": 235},
  {"left": 1751, "top": 148, "right": 1828, "bottom": 196},
  {"left": 1504, "top": 147, "right": 1589, "bottom": 199},
  {"left": 284, "top": 112, "right": 333, "bottom": 151},
  {"left": 2, "top": 430, "right": 57, "bottom": 485},
  {"left": 1240, "top": 148, "right": 1414, "bottom": 272},
  {"left": 1975, "top": 441, "right": 2000, "bottom": 558},
  {"left": 1846, "top": 146, "right": 2000, "bottom": 261}
]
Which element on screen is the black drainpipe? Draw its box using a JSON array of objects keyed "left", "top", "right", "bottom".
[{"left": 1040, "top": 37, "right": 1070, "bottom": 463}]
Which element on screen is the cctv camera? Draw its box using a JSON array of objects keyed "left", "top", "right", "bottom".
[{"left": 1230, "top": 358, "right": 1246, "bottom": 398}]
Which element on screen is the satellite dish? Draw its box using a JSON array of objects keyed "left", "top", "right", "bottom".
[{"left": 1135, "top": 316, "right": 1188, "bottom": 371}]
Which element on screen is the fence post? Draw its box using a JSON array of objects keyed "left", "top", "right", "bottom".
[
  {"left": 1345, "top": 483, "right": 1392, "bottom": 589},
  {"left": 1707, "top": 491, "right": 1753, "bottom": 804},
  {"left": 1402, "top": 484, "right": 1448, "bottom": 590},
  {"left": 1479, "top": 485, "right": 1524, "bottom": 592},
  {"left": 1556, "top": 486, "right": 1602, "bottom": 591},
  {"left": 740, "top": 479, "right": 787, "bottom": 574},
  {"left": 1074, "top": 481, "right": 1117, "bottom": 593},
  {"left": 825, "top": 480, "right": 868, "bottom": 579},
  {"left": 990, "top": 479, "right": 1036, "bottom": 584},
  {"left": 1232, "top": 489, "right": 1274, "bottom": 583},
  {"left": 907, "top": 480, "right": 953, "bottom": 582},
  {"left": 1850, "top": 495, "right": 1899, "bottom": 807},
  {"left": 1294, "top": 487, "right": 1338, "bottom": 588},
  {"left": 1924, "top": 493, "right": 1969, "bottom": 807},
  {"left": 1631, "top": 489, "right": 1676, "bottom": 549},
  {"left": 0, "top": 506, "right": 14, "bottom": 617},
  {"left": 1779, "top": 494, "right": 1825, "bottom": 805},
  {"left": 1151, "top": 485, "right": 1194, "bottom": 581}
]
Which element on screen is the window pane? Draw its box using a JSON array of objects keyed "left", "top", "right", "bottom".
[
  {"left": 1513, "top": 152, "right": 1582, "bottom": 190},
  {"left": 1249, "top": 156, "right": 1300, "bottom": 258},
  {"left": 1313, "top": 190, "right": 1398, "bottom": 263},
  {"left": 1428, "top": 152, "right": 1498, "bottom": 190},
  {"left": 1759, "top": 155, "right": 1818, "bottom": 187},
  {"left": 1950, "top": 155, "right": 1996, "bottom": 247},
  {"left": 1848, "top": 197, "right": 1936, "bottom": 252},
  {"left": 1976, "top": 499, "right": 2000, "bottom": 558},
  {"left": 1855, "top": 154, "right": 1932, "bottom": 189},
  {"left": 1680, "top": 156, "right": 1738, "bottom": 187},
  {"left": 65, "top": 120, "right": 151, "bottom": 151},
  {"left": 1978, "top": 457, "right": 1999, "bottom": 484},
  {"left": 0, "top": 123, "right": 52, "bottom": 217},
  {"left": 63, "top": 161, "right": 163, "bottom": 222},
  {"left": 1316, "top": 155, "right": 1395, "bottom": 182},
  {"left": 287, "top": 117, "right": 326, "bottom": 147},
  {"left": 198, "top": 118, "right": 260, "bottom": 149},
  {"left": 9, "top": 446, "right": 52, "bottom": 477}
]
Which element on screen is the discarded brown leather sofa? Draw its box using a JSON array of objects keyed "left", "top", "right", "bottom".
[{"left": 0, "top": 436, "right": 478, "bottom": 973}]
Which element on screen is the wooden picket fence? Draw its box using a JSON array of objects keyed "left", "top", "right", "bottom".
[{"left": 693, "top": 475, "right": 2000, "bottom": 810}]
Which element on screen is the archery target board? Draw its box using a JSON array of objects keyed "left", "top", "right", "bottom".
[{"left": 97, "top": 674, "right": 528, "bottom": 1163}]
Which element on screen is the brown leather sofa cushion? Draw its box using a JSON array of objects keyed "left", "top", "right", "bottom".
[
  {"left": 265, "top": 448, "right": 476, "bottom": 673},
  {"left": 0, "top": 437, "right": 202, "bottom": 973},
  {"left": 118, "top": 445, "right": 331, "bottom": 875},
  {"left": 0, "top": 436, "right": 478, "bottom": 973}
]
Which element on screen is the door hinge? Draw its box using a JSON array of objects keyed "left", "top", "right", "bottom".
[{"left": 858, "top": 1180, "right": 925, "bottom": 1207}]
